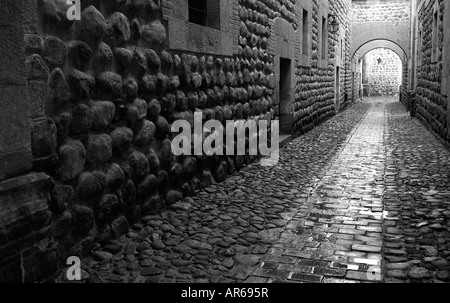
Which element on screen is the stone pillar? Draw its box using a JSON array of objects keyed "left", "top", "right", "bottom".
[
  {"left": 409, "top": 0, "right": 417, "bottom": 91},
  {"left": 0, "top": 1, "right": 33, "bottom": 180},
  {"left": 442, "top": 0, "right": 450, "bottom": 138},
  {"left": 0, "top": 0, "right": 55, "bottom": 283}
]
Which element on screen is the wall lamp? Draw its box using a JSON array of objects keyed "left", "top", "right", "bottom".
[{"left": 328, "top": 14, "right": 340, "bottom": 34}]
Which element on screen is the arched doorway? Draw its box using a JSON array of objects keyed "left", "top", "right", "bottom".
[
  {"left": 351, "top": 1, "right": 411, "bottom": 103},
  {"left": 360, "top": 48, "right": 403, "bottom": 97},
  {"left": 351, "top": 39, "right": 408, "bottom": 102}
]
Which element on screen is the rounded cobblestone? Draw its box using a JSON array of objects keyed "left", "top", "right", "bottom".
[{"left": 56, "top": 98, "right": 450, "bottom": 283}]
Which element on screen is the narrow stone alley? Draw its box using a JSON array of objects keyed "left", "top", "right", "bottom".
[
  {"left": 2, "top": 0, "right": 450, "bottom": 286},
  {"left": 66, "top": 97, "right": 450, "bottom": 283}
]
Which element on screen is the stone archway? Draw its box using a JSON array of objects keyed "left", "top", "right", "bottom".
[
  {"left": 350, "top": 0, "right": 412, "bottom": 102},
  {"left": 352, "top": 39, "right": 409, "bottom": 101},
  {"left": 353, "top": 40, "right": 407, "bottom": 64},
  {"left": 360, "top": 47, "right": 404, "bottom": 97},
  {"left": 351, "top": 29, "right": 410, "bottom": 62}
]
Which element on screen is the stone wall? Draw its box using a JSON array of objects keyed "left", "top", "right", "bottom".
[
  {"left": 0, "top": 173, "right": 55, "bottom": 282},
  {"left": 351, "top": 0, "right": 411, "bottom": 57},
  {"left": 0, "top": 0, "right": 353, "bottom": 281},
  {"left": 351, "top": 0, "right": 411, "bottom": 106},
  {"left": 0, "top": 0, "right": 57, "bottom": 283},
  {"left": 415, "top": 0, "right": 448, "bottom": 142},
  {"left": 0, "top": 0, "right": 33, "bottom": 181},
  {"left": 294, "top": 0, "right": 353, "bottom": 136},
  {"left": 25, "top": 0, "right": 271, "bottom": 274},
  {"left": 364, "top": 48, "right": 402, "bottom": 96},
  {"left": 353, "top": 0, "right": 410, "bottom": 23}
]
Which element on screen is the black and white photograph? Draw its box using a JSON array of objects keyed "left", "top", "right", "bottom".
[{"left": 1, "top": 0, "right": 450, "bottom": 293}]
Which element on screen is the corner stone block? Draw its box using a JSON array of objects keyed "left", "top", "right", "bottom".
[
  {"left": 0, "top": 254, "right": 22, "bottom": 283},
  {"left": 0, "top": 85, "right": 32, "bottom": 180},
  {"left": 22, "top": 241, "right": 58, "bottom": 283},
  {"left": 0, "top": 25, "right": 26, "bottom": 85},
  {"left": 0, "top": 172, "right": 52, "bottom": 281}
]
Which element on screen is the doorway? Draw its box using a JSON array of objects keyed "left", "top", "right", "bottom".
[
  {"left": 279, "top": 57, "right": 292, "bottom": 134},
  {"left": 351, "top": 72, "right": 355, "bottom": 102},
  {"left": 335, "top": 66, "right": 341, "bottom": 112}
]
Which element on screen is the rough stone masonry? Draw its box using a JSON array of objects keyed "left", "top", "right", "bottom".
[
  {"left": 364, "top": 48, "right": 403, "bottom": 96},
  {"left": 0, "top": 0, "right": 354, "bottom": 282},
  {"left": 0, "top": 0, "right": 449, "bottom": 283}
]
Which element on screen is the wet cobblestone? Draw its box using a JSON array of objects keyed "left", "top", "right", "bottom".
[
  {"left": 383, "top": 101, "right": 450, "bottom": 283},
  {"left": 58, "top": 97, "right": 450, "bottom": 283}
]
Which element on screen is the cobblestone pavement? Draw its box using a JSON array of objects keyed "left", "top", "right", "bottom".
[
  {"left": 382, "top": 102, "right": 450, "bottom": 283},
  {"left": 63, "top": 96, "right": 450, "bottom": 283}
]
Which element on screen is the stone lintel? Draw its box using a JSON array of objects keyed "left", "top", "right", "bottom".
[{"left": 166, "top": 16, "right": 234, "bottom": 56}]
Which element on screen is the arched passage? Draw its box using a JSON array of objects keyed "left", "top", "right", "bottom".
[
  {"left": 351, "top": 39, "right": 409, "bottom": 101},
  {"left": 360, "top": 48, "right": 403, "bottom": 97},
  {"left": 350, "top": 0, "right": 411, "bottom": 102},
  {"left": 351, "top": 22, "right": 410, "bottom": 62},
  {"left": 351, "top": 29, "right": 410, "bottom": 62},
  {"left": 352, "top": 40, "right": 407, "bottom": 64}
]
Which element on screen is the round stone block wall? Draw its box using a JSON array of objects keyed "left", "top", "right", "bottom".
[
  {"left": 20, "top": 0, "right": 354, "bottom": 267},
  {"left": 364, "top": 48, "right": 402, "bottom": 96}
]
